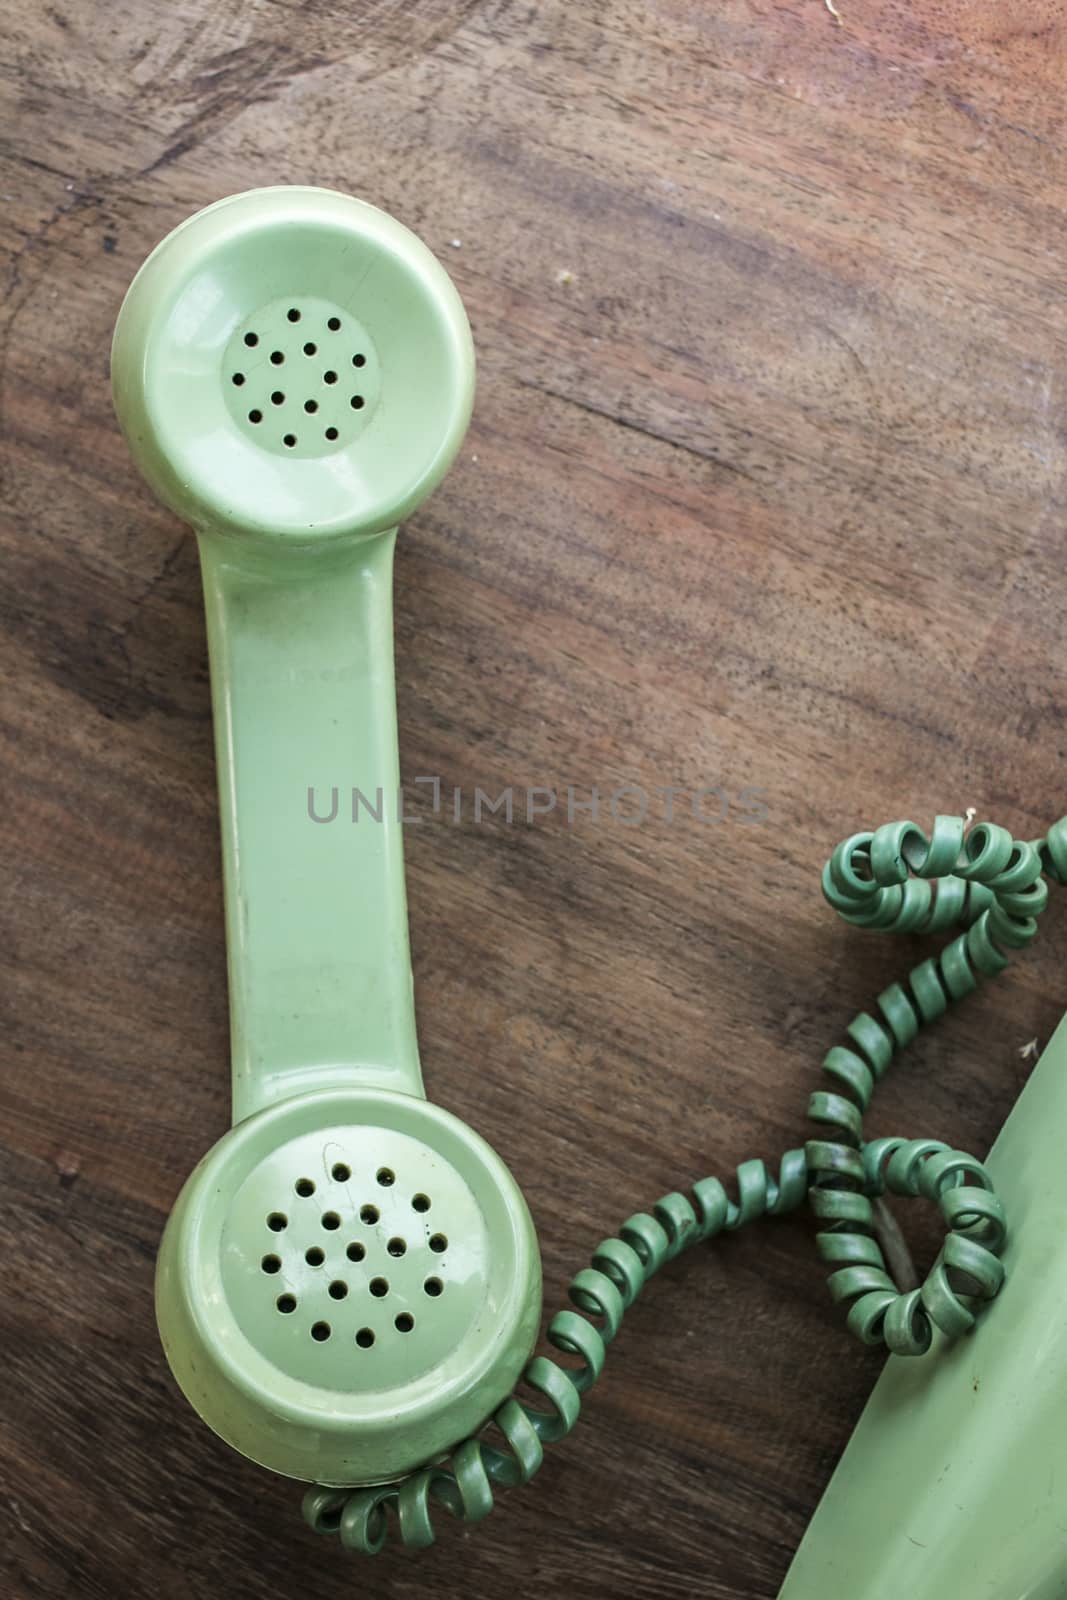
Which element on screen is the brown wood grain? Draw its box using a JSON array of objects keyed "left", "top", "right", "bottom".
[{"left": 3, "top": 1, "right": 1067, "bottom": 1595}]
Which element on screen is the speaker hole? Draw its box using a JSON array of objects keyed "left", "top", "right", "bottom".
[
  {"left": 331, "top": 1162, "right": 351, "bottom": 1182},
  {"left": 244, "top": 332, "right": 258, "bottom": 347},
  {"left": 270, "top": 350, "right": 284, "bottom": 365},
  {"left": 303, "top": 342, "right": 317, "bottom": 356},
  {"left": 232, "top": 372, "right": 245, "bottom": 386},
  {"left": 325, "top": 427, "right": 338, "bottom": 441},
  {"left": 346, "top": 1241, "right": 365, "bottom": 1262},
  {"left": 322, "top": 1211, "right": 341, "bottom": 1230},
  {"left": 328, "top": 1280, "right": 348, "bottom": 1301},
  {"left": 261, "top": 1254, "right": 282, "bottom": 1274},
  {"left": 248, "top": 410, "right": 263, "bottom": 424},
  {"left": 311, "top": 1321, "right": 331, "bottom": 1341},
  {"left": 327, "top": 316, "right": 341, "bottom": 331},
  {"left": 350, "top": 395, "right": 365, "bottom": 410},
  {"left": 387, "top": 1238, "right": 406, "bottom": 1257},
  {"left": 424, "top": 1277, "right": 443, "bottom": 1297},
  {"left": 412, "top": 1194, "right": 430, "bottom": 1213},
  {"left": 304, "top": 399, "right": 318, "bottom": 414},
  {"left": 277, "top": 1294, "right": 297, "bottom": 1313},
  {"left": 271, "top": 391, "right": 285, "bottom": 406},
  {"left": 305, "top": 1246, "right": 325, "bottom": 1266},
  {"left": 376, "top": 1168, "right": 395, "bottom": 1187},
  {"left": 429, "top": 1234, "right": 447, "bottom": 1253},
  {"left": 324, "top": 370, "right": 338, "bottom": 384},
  {"left": 352, "top": 353, "right": 366, "bottom": 368},
  {"left": 287, "top": 307, "right": 301, "bottom": 322},
  {"left": 360, "top": 1204, "right": 379, "bottom": 1225},
  {"left": 356, "top": 1328, "right": 375, "bottom": 1348},
  {"left": 267, "top": 1212, "right": 287, "bottom": 1231},
  {"left": 283, "top": 434, "right": 297, "bottom": 448},
  {"left": 295, "top": 1177, "right": 315, "bottom": 1197},
  {"left": 369, "top": 1277, "right": 388, "bottom": 1298},
  {"left": 395, "top": 1313, "right": 414, "bottom": 1333}
]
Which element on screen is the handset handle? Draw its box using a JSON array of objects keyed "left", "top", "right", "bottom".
[{"left": 199, "top": 528, "right": 423, "bottom": 1123}]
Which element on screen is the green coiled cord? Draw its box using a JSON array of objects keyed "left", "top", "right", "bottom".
[{"left": 304, "top": 812, "right": 1067, "bottom": 1554}]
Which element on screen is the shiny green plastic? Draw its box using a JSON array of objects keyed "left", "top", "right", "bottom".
[
  {"left": 779, "top": 1009, "right": 1067, "bottom": 1600},
  {"left": 155, "top": 1086, "right": 539, "bottom": 1485},
  {"left": 112, "top": 188, "right": 540, "bottom": 1487},
  {"left": 113, "top": 186, "right": 1067, "bottom": 1567},
  {"left": 198, "top": 531, "right": 420, "bottom": 1122}
]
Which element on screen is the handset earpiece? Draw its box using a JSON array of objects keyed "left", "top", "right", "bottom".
[{"left": 112, "top": 187, "right": 540, "bottom": 1488}]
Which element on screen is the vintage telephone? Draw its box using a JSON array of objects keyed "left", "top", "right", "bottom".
[{"left": 112, "top": 187, "right": 1067, "bottom": 1595}]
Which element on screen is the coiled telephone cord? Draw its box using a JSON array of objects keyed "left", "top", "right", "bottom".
[{"left": 304, "top": 813, "right": 1065, "bottom": 1553}]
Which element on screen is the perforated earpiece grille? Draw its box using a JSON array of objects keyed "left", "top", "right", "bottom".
[{"left": 224, "top": 296, "right": 379, "bottom": 458}]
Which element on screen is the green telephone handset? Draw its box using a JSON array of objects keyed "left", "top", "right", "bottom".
[
  {"left": 111, "top": 187, "right": 540, "bottom": 1493},
  {"left": 112, "top": 189, "right": 1067, "bottom": 1586}
]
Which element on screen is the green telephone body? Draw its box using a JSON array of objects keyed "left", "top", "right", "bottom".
[{"left": 780, "top": 1014, "right": 1067, "bottom": 1600}]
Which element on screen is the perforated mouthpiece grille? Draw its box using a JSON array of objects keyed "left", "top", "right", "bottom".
[{"left": 221, "top": 1124, "right": 486, "bottom": 1391}]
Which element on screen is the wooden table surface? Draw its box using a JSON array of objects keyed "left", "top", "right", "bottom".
[{"left": 4, "top": 3, "right": 1067, "bottom": 1596}]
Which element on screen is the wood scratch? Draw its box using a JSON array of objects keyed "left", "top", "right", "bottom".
[
  {"left": 518, "top": 376, "right": 760, "bottom": 483},
  {"left": 6, "top": 1498, "right": 32, "bottom": 1535}
]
